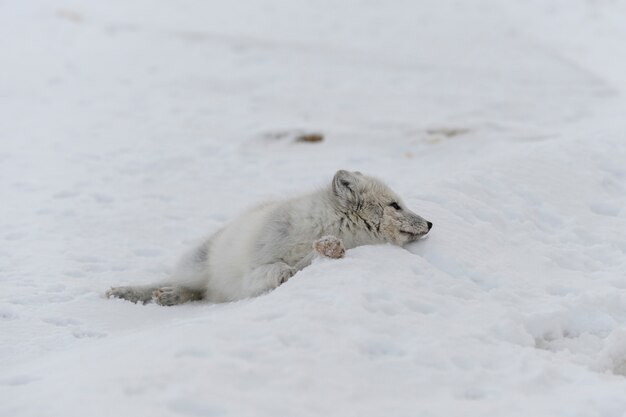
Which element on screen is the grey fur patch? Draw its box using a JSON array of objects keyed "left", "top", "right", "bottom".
[
  {"left": 194, "top": 244, "right": 210, "bottom": 263},
  {"left": 274, "top": 216, "right": 292, "bottom": 239}
]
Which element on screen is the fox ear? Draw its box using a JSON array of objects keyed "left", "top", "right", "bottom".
[{"left": 332, "top": 170, "right": 358, "bottom": 204}]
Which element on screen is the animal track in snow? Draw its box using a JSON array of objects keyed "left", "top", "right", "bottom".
[
  {"left": 72, "top": 329, "right": 107, "bottom": 339},
  {"left": 5, "top": 231, "right": 27, "bottom": 241},
  {"left": 589, "top": 201, "right": 621, "bottom": 217},
  {"left": 42, "top": 316, "right": 81, "bottom": 327},
  {"left": 53, "top": 190, "right": 80, "bottom": 199},
  {"left": 133, "top": 248, "right": 163, "bottom": 257},
  {"left": 1, "top": 375, "right": 39, "bottom": 386}
]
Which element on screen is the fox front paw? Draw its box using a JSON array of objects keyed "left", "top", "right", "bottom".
[{"left": 313, "top": 235, "right": 345, "bottom": 259}]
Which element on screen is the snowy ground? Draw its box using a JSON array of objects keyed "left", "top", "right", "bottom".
[{"left": 2, "top": 0, "right": 626, "bottom": 416}]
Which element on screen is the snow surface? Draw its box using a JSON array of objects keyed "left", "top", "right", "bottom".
[{"left": 2, "top": 0, "right": 626, "bottom": 416}]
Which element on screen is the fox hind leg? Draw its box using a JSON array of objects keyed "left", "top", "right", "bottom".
[
  {"left": 243, "top": 262, "right": 295, "bottom": 298},
  {"left": 152, "top": 286, "right": 204, "bottom": 306},
  {"left": 106, "top": 285, "right": 156, "bottom": 304}
]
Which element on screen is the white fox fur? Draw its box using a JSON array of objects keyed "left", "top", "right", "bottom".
[{"left": 107, "top": 170, "right": 432, "bottom": 305}]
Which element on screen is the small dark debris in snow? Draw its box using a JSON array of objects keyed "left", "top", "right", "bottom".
[
  {"left": 295, "top": 133, "right": 324, "bottom": 143},
  {"left": 261, "top": 130, "right": 324, "bottom": 143},
  {"left": 426, "top": 128, "right": 470, "bottom": 138},
  {"left": 56, "top": 9, "right": 84, "bottom": 23}
]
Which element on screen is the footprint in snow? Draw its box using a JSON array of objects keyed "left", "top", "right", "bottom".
[
  {"left": 42, "top": 316, "right": 81, "bottom": 327},
  {"left": 589, "top": 201, "right": 621, "bottom": 217},
  {"left": 5, "top": 231, "right": 27, "bottom": 241},
  {"left": 53, "top": 190, "right": 80, "bottom": 199},
  {"left": 1, "top": 375, "right": 40, "bottom": 386},
  {"left": 72, "top": 329, "right": 107, "bottom": 339},
  {"left": 0, "top": 307, "right": 19, "bottom": 320},
  {"left": 133, "top": 248, "right": 163, "bottom": 257}
]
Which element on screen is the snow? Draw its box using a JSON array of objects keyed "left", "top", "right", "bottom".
[{"left": 1, "top": 0, "right": 626, "bottom": 416}]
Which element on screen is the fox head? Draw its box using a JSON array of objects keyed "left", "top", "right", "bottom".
[{"left": 331, "top": 170, "right": 432, "bottom": 245}]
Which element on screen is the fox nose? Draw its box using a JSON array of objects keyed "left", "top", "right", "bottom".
[{"left": 427, "top": 221, "right": 433, "bottom": 231}]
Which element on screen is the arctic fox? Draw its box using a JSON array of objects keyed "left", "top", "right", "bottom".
[{"left": 106, "top": 170, "right": 432, "bottom": 305}]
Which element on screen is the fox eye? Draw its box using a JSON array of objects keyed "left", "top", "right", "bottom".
[{"left": 389, "top": 202, "right": 401, "bottom": 210}]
